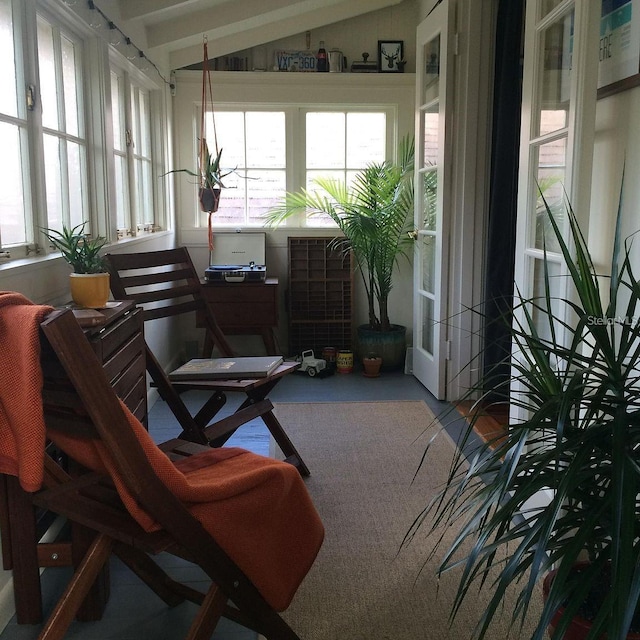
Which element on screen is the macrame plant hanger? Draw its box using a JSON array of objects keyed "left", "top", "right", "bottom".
[{"left": 199, "top": 35, "right": 220, "bottom": 263}]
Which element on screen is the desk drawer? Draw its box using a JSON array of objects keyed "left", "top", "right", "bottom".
[{"left": 89, "top": 310, "right": 141, "bottom": 362}]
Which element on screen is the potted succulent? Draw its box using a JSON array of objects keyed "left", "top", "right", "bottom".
[
  {"left": 407, "top": 191, "right": 640, "bottom": 639},
  {"left": 267, "top": 135, "right": 414, "bottom": 370},
  {"left": 43, "top": 222, "right": 109, "bottom": 308},
  {"left": 163, "top": 138, "right": 233, "bottom": 213}
]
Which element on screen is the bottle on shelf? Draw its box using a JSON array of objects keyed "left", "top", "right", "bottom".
[{"left": 316, "top": 41, "right": 328, "bottom": 72}]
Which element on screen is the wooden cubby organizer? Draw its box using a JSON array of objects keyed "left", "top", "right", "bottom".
[{"left": 288, "top": 237, "right": 354, "bottom": 357}]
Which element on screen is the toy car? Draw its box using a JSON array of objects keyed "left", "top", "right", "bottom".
[{"left": 296, "top": 350, "right": 327, "bottom": 377}]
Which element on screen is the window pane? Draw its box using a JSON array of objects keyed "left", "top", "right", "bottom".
[
  {"left": 37, "top": 17, "right": 59, "bottom": 131},
  {"left": 305, "top": 110, "right": 388, "bottom": 228},
  {"left": 138, "top": 90, "right": 151, "bottom": 156},
  {"left": 0, "top": 0, "right": 17, "bottom": 117},
  {"left": 346, "top": 112, "right": 385, "bottom": 166},
  {"left": 536, "top": 10, "right": 573, "bottom": 136},
  {"left": 111, "top": 72, "right": 125, "bottom": 150},
  {"left": 135, "top": 158, "right": 153, "bottom": 225},
  {"left": 0, "top": 122, "right": 26, "bottom": 245},
  {"left": 535, "top": 137, "right": 567, "bottom": 252},
  {"left": 306, "top": 113, "right": 345, "bottom": 168},
  {"left": 67, "top": 141, "right": 84, "bottom": 227},
  {"left": 247, "top": 169, "right": 286, "bottom": 223},
  {"left": 209, "top": 110, "right": 286, "bottom": 226},
  {"left": 246, "top": 112, "right": 285, "bottom": 168},
  {"left": 114, "top": 154, "right": 128, "bottom": 229},
  {"left": 43, "top": 133, "right": 62, "bottom": 230},
  {"left": 61, "top": 35, "right": 79, "bottom": 136}
]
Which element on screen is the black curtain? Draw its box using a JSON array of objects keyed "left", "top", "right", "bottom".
[{"left": 482, "top": 0, "right": 525, "bottom": 400}]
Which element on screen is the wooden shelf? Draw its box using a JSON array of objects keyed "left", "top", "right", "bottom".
[{"left": 288, "top": 238, "right": 353, "bottom": 357}]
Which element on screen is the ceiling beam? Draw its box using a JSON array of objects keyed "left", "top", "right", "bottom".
[{"left": 146, "top": 0, "right": 403, "bottom": 61}]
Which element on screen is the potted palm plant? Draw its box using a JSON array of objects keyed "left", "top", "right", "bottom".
[
  {"left": 43, "top": 222, "right": 109, "bottom": 308},
  {"left": 267, "top": 135, "right": 414, "bottom": 370},
  {"left": 407, "top": 191, "right": 640, "bottom": 639}
]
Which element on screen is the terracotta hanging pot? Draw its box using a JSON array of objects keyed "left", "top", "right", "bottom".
[{"left": 199, "top": 187, "right": 221, "bottom": 213}]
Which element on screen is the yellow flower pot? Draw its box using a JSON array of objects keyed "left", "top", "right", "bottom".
[{"left": 69, "top": 272, "right": 110, "bottom": 308}]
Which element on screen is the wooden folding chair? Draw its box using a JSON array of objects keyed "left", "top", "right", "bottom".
[
  {"left": 105, "top": 247, "right": 309, "bottom": 476},
  {"left": 21, "top": 307, "right": 323, "bottom": 640}
]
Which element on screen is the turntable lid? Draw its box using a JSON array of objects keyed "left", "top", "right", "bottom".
[{"left": 210, "top": 232, "right": 266, "bottom": 266}]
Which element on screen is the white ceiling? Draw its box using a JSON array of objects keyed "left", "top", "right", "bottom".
[{"left": 115, "top": 0, "right": 405, "bottom": 68}]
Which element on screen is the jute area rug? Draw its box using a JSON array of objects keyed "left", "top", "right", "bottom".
[{"left": 272, "top": 401, "right": 543, "bottom": 640}]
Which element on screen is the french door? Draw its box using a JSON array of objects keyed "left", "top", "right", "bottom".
[
  {"left": 412, "top": 0, "right": 454, "bottom": 399},
  {"left": 512, "top": 0, "right": 599, "bottom": 422}
]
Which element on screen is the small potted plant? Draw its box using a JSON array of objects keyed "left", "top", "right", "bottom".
[
  {"left": 163, "top": 139, "right": 233, "bottom": 213},
  {"left": 42, "top": 222, "right": 109, "bottom": 308},
  {"left": 362, "top": 352, "right": 382, "bottom": 377}
]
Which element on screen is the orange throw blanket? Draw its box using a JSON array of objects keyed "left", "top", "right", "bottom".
[
  {"left": 0, "top": 293, "right": 323, "bottom": 611},
  {"left": 53, "top": 415, "right": 324, "bottom": 610},
  {"left": 0, "top": 292, "right": 53, "bottom": 492}
]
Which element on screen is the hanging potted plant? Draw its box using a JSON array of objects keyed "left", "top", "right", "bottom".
[
  {"left": 162, "top": 138, "right": 232, "bottom": 213},
  {"left": 267, "top": 135, "right": 414, "bottom": 370},
  {"left": 406, "top": 189, "right": 640, "bottom": 639},
  {"left": 42, "top": 222, "right": 109, "bottom": 308}
]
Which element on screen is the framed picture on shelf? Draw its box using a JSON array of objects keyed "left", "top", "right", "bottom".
[{"left": 377, "top": 40, "right": 404, "bottom": 72}]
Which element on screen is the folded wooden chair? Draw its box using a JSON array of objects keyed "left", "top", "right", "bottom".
[
  {"left": 105, "top": 247, "right": 309, "bottom": 476},
  {"left": 2, "top": 301, "right": 323, "bottom": 640}
]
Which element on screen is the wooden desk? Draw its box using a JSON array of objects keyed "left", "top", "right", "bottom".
[
  {"left": 0, "top": 301, "right": 147, "bottom": 624},
  {"left": 200, "top": 277, "right": 279, "bottom": 355}
]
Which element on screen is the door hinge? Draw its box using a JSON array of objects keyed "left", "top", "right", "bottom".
[
  {"left": 453, "top": 33, "right": 460, "bottom": 56},
  {"left": 445, "top": 340, "right": 452, "bottom": 361}
]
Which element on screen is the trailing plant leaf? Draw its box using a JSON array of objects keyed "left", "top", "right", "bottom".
[{"left": 408, "top": 186, "right": 640, "bottom": 640}]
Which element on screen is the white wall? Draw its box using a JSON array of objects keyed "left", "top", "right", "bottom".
[{"left": 590, "top": 86, "right": 640, "bottom": 275}]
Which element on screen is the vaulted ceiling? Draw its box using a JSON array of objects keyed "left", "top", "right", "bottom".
[{"left": 115, "top": 0, "right": 406, "bottom": 69}]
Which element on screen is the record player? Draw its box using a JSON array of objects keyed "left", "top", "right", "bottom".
[
  {"left": 204, "top": 232, "right": 267, "bottom": 283},
  {"left": 204, "top": 262, "right": 267, "bottom": 283}
]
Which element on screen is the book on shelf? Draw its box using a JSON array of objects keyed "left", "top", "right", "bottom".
[
  {"left": 169, "top": 356, "right": 284, "bottom": 381},
  {"left": 71, "top": 308, "right": 107, "bottom": 327}
]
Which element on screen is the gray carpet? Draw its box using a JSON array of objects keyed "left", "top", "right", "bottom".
[{"left": 273, "top": 401, "right": 542, "bottom": 640}]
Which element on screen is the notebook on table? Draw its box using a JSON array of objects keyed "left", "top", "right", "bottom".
[{"left": 169, "top": 356, "right": 284, "bottom": 381}]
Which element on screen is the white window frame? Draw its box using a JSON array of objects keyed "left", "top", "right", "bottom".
[
  {"left": 0, "top": 0, "right": 169, "bottom": 264},
  {"left": 179, "top": 104, "right": 396, "bottom": 231}
]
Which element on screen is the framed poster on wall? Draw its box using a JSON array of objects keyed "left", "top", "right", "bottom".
[{"left": 598, "top": 0, "right": 640, "bottom": 98}]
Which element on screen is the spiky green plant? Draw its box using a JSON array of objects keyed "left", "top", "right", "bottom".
[
  {"left": 42, "top": 222, "right": 106, "bottom": 273},
  {"left": 408, "top": 188, "right": 640, "bottom": 639},
  {"left": 162, "top": 139, "right": 232, "bottom": 190},
  {"left": 266, "top": 135, "right": 414, "bottom": 332}
]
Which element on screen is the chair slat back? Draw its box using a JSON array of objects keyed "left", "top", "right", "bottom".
[{"left": 105, "top": 247, "right": 233, "bottom": 356}]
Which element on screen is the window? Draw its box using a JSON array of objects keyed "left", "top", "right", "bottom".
[
  {"left": 197, "top": 107, "right": 389, "bottom": 229},
  {"left": 0, "top": 0, "right": 30, "bottom": 247},
  {"left": 37, "top": 13, "right": 88, "bottom": 233},
  {"left": 304, "top": 110, "right": 387, "bottom": 226},
  {"left": 0, "top": 0, "right": 167, "bottom": 260},
  {"left": 111, "top": 67, "right": 155, "bottom": 235},
  {"left": 204, "top": 110, "right": 286, "bottom": 227}
]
